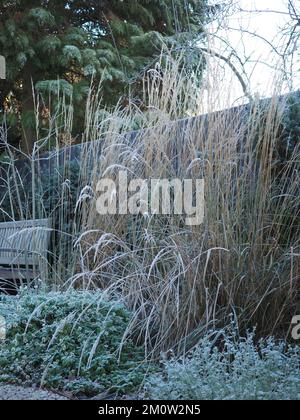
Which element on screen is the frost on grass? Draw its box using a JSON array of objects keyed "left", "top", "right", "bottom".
[
  {"left": 0, "top": 291, "right": 147, "bottom": 396},
  {"left": 145, "top": 330, "right": 300, "bottom": 400}
]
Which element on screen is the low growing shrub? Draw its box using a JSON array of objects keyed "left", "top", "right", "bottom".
[
  {"left": 0, "top": 291, "right": 148, "bottom": 396},
  {"left": 145, "top": 330, "right": 300, "bottom": 400}
]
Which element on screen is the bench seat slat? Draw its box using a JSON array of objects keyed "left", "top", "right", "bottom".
[
  {"left": 0, "top": 218, "right": 51, "bottom": 280},
  {"left": 0, "top": 268, "right": 36, "bottom": 280}
]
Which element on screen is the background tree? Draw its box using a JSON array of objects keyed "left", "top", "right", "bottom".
[
  {"left": 207, "top": 0, "right": 300, "bottom": 100},
  {"left": 0, "top": 0, "right": 212, "bottom": 153}
]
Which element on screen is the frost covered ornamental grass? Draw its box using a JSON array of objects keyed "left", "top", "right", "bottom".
[
  {"left": 0, "top": 291, "right": 148, "bottom": 396},
  {"left": 145, "top": 330, "right": 300, "bottom": 400},
  {"left": 0, "top": 55, "right": 300, "bottom": 399},
  {"left": 1, "top": 55, "right": 299, "bottom": 356}
]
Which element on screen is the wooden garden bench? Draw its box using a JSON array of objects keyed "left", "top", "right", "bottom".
[{"left": 0, "top": 219, "right": 51, "bottom": 283}]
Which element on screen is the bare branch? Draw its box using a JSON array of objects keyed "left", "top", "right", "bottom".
[{"left": 199, "top": 47, "right": 251, "bottom": 100}]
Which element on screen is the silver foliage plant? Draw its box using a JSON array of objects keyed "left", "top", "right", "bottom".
[{"left": 145, "top": 330, "right": 300, "bottom": 400}]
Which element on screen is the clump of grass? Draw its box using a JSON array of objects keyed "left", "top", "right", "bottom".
[
  {"left": 0, "top": 53, "right": 299, "bottom": 357},
  {"left": 74, "top": 60, "right": 300, "bottom": 355}
]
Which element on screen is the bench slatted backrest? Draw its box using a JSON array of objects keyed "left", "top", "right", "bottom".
[{"left": 0, "top": 219, "right": 51, "bottom": 266}]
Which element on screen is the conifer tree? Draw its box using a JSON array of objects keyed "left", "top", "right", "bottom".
[{"left": 0, "top": 0, "right": 211, "bottom": 152}]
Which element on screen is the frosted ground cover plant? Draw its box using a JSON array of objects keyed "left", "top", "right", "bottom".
[
  {"left": 145, "top": 330, "right": 300, "bottom": 400},
  {"left": 0, "top": 291, "right": 148, "bottom": 396}
]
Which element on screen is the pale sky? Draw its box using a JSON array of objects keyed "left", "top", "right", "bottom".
[{"left": 202, "top": 0, "right": 300, "bottom": 111}]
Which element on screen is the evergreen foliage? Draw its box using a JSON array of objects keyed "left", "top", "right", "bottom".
[
  {"left": 0, "top": 0, "right": 210, "bottom": 150},
  {"left": 280, "top": 92, "right": 300, "bottom": 160},
  {"left": 0, "top": 291, "right": 148, "bottom": 396}
]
